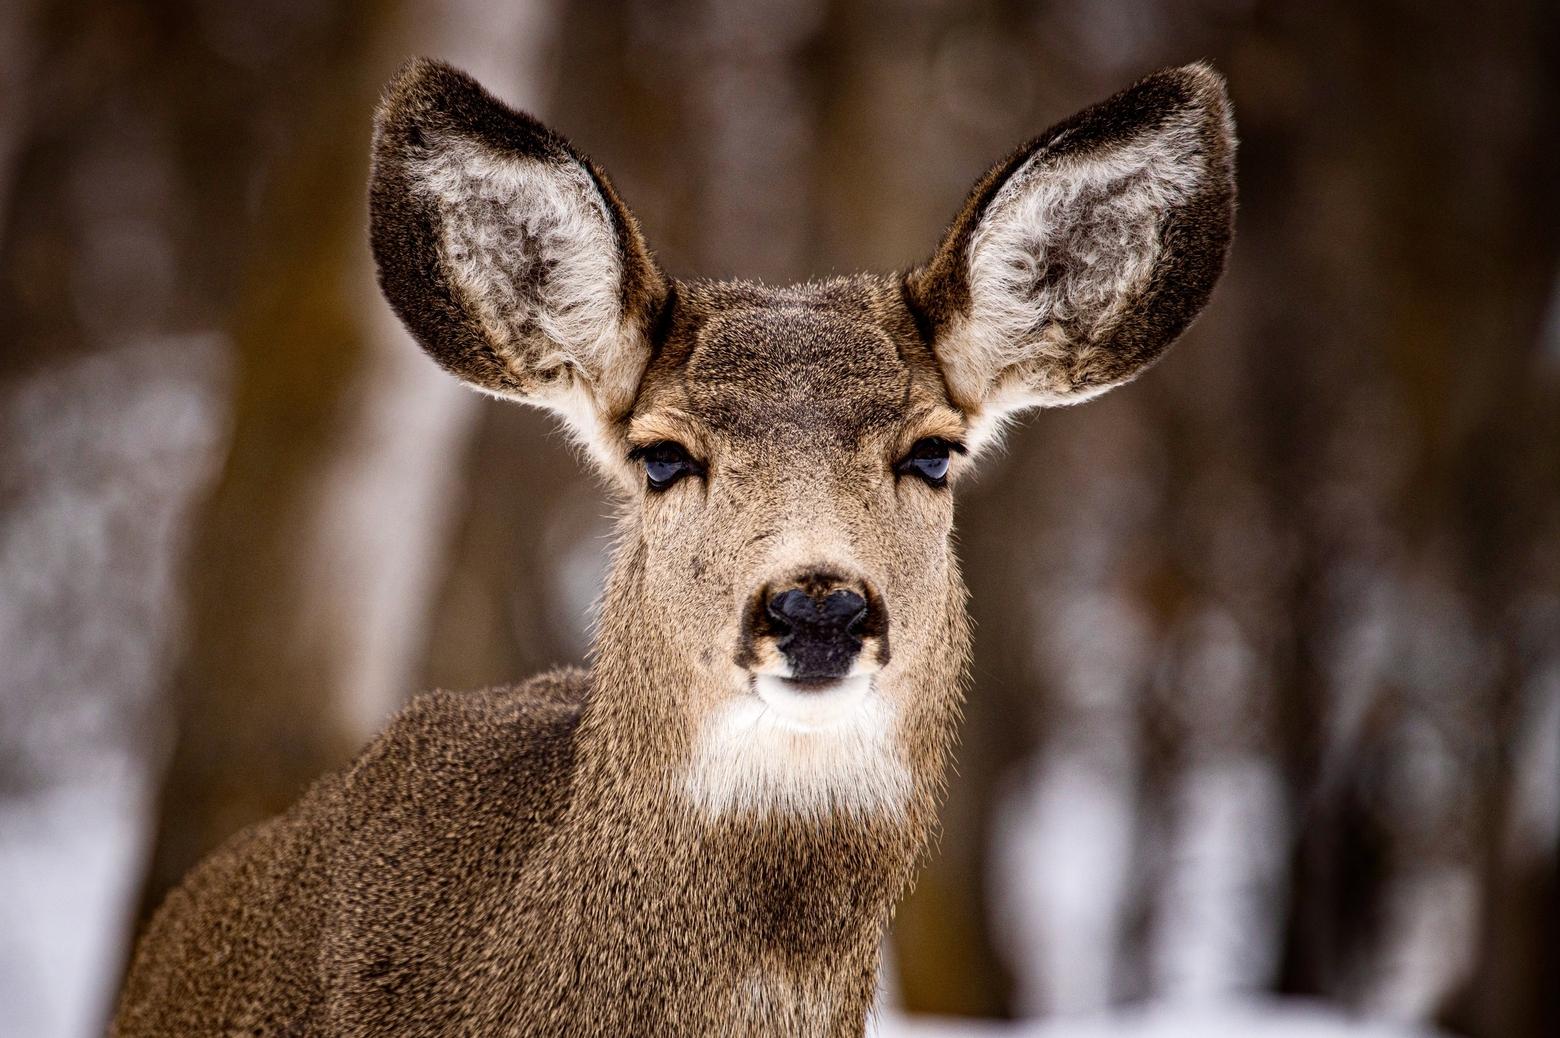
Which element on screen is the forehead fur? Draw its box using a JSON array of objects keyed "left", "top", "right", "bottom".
[{"left": 635, "top": 275, "right": 952, "bottom": 443}]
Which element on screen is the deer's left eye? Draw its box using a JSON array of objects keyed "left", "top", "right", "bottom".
[
  {"left": 895, "top": 437, "right": 964, "bottom": 487},
  {"left": 630, "top": 441, "right": 702, "bottom": 491}
]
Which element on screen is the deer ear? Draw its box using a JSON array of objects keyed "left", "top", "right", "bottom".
[
  {"left": 369, "top": 59, "right": 667, "bottom": 466},
  {"left": 906, "top": 64, "right": 1235, "bottom": 447}
]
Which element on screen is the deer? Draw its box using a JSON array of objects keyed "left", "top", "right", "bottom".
[{"left": 113, "top": 57, "right": 1235, "bottom": 1037}]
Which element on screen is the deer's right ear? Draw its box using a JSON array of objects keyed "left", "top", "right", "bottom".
[
  {"left": 370, "top": 59, "right": 667, "bottom": 470},
  {"left": 906, "top": 64, "right": 1236, "bottom": 451}
]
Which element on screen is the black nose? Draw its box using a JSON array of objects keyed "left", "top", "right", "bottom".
[{"left": 765, "top": 587, "right": 870, "bottom": 682}]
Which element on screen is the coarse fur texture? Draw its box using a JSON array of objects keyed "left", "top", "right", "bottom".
[{"left": 115, "top": 58, "right": 1236, "bottom": 1036}]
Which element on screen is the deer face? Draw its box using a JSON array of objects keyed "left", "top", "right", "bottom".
[
  {"left": 370, "top": 60, "right": 1234, "bottom": 815},
  {"left": 626, "top": 279, "right": 961, "bottom": 710}
]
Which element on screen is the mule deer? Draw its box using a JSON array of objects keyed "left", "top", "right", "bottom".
[{"left": 115, "top": 58, "right": 1235, "bottom": 1036}]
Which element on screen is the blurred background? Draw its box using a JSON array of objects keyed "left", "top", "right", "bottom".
[{"left": 1, "top": 1, "right": 1556, "bottom": 1036}]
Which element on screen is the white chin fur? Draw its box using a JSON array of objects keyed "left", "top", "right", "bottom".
[
  {"left": 752, "top": 674, "right": 872, "bottom": 730},
  {"left": 683, "top": 675, "right": 910, "bottom": 819}
]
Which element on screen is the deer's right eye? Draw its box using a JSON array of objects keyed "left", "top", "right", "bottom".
[
  {"left": 630, "top": 442, "right": 703, "bottom": 492},
  {"left": 895, "top": 437, "right": 964, "bottom": 487}
]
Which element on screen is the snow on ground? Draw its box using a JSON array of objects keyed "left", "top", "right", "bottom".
[
  {"left": 0, "top": 338, "right": 228, "bottom": 1038},
  {"left": 873, "top": 999, "right": 1452, "bottom": 1038},
  {"left": 0, "top": 783, "right": 149, "bottom": 1038},
  {"left": 994, "top": 749, "right": 1136, "bottom": 1015}
]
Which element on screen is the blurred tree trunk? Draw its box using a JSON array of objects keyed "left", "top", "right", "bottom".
[
  {"left": 136, "top": 0, "right": 564, "bottom": 919},
  {"left": 0, "top": 2, "right": 357, "bottom": 1032},
  {"left": 131, "top": 0, "right": 404, "bottom": 921},
  {"left": 1243, "top": 5, "right": 1560, "bottom": 1033}
]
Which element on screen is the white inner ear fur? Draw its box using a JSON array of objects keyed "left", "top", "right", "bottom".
[
  {"left": 945, "top": 109, "right": 1209, "bottom": 452},
  {"left": 410, "top": 139, "right": 644, "bottom": 466}
]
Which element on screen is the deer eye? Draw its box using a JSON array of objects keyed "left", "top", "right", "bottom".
[
  {"left": 895, "top": 437, "right": 964, "bottom": 487},
  {"left": 630, "top": 441, "right": 702, "bottom": 491}
]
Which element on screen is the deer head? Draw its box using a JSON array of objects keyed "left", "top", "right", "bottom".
[{"left": 370, "top": 59, "right": 1234, "bottom": 823}]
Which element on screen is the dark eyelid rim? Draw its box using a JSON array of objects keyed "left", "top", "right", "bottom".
[
  {"left": 902, "top": 435, "right": 968, "bottom": 458},
  {"left": 626, "top": 440, "right": 704, "bottom": 467}
]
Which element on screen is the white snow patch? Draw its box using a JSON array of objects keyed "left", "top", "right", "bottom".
[
  {"left": 0, "top": 783, "right": 151, "bottom": 1038},
  {"left": 1505, "top": 658, "right": 1559, "bottom": 858},
  {"left": 1360, "top": 866, "right": 1479, "bottom": 1023},
  {"left": 1150, "top": 759, "right": 1290, "bottom": 999},
  {"left": 872, "top": 998, "right": 1455, "bottom": 1038},
  {"left": 993, "top": 752, "right": 1137, "bottom": 1015},
  {"left": 0, "top": 337, "right": 229, "bottom": 1038}
]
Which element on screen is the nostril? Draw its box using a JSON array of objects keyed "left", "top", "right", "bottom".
[
  {"left": 845, "top": 608, "right": 868, "bottom": 638},
  {"left": 820, "top": 590, "right": 868, "bottom": 631},
  {"left": 765, "top": 588, "right": 813, "bottom": 633}
]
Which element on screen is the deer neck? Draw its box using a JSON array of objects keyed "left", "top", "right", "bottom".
[{"left": 559, "top": 532, "right": 966, "bottom": 959}]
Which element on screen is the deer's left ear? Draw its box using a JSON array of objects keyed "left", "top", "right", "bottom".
[{"left": 906, "top": 63, "right": 1236, "bottom": 448}]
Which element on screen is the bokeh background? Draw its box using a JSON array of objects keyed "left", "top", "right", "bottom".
[{"left": 1, "top": 1, "right": 1556, "bottom": 1036}]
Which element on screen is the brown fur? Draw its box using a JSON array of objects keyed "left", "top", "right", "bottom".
[{"left": 115, "top": 58, "right": 1236, "bottom": 1036}]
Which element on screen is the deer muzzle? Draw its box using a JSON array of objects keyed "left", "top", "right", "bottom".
[{"left": 744, "top": 569, "right": 889, "bottom": 686}]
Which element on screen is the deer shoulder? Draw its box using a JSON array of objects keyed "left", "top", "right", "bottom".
[{"left": 115, "top": 672, "right": 586, "bottom": 1036}]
